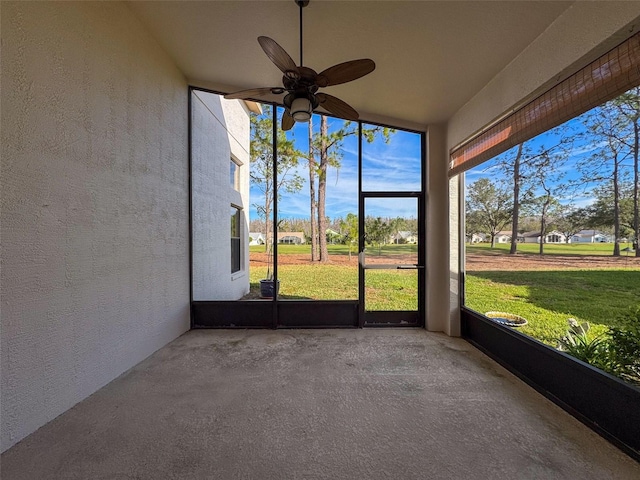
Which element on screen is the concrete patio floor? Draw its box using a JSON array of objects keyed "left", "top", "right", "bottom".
[{"left": 2, "top": 329, "right": 639, "bottom": 479}]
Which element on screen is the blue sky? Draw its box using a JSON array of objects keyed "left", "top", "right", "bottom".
[
  {"left": 249, "top": 109, "right": 423, "bottom": 222},
  {"left": 464, "top": 111, "right": 631, "bottom": 209},
  {"left": 249, "top": 98, "right": 636, "bottom": 225}
]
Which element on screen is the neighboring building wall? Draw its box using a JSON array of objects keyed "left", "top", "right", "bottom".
[
  {"left": 522, "top": 232, "right": 566, "bottom": 243},
  {"left": 191, "top": 90, "right": 250, "bottom": 300},
  {"left": 523, "top": 236, "right": 540, "bottom": 243},
  {"left": 1, "top": 2, "right": 189, "bottom": 452}
]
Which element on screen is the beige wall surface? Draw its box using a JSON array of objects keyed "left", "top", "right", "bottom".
[{"left": 1, "top": 1, "right": 189, "bottom": 452}]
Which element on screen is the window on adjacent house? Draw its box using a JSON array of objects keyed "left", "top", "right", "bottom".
[
  {"left": 231, "top": 206, "right": 242, "bottom": 274},
  {"left": 230, "top": 158, "right": 239, "bottom": 190}
]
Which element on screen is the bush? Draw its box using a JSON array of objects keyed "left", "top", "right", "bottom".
[
  {"left": 605, "top": 307, "right": 640, "bottom": 385},
  {"left": 557, "top": 319, "right": 608, "bottom": 370},
  {"left": 557, "top": 308, "right": 640, "bottom": 386}
]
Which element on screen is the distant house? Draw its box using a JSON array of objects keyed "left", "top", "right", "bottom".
[
  {"left": 521, "top": 230, "right": 566, "bottom": 244},
  {"left": 249, "top": 232, "right": 265, "bottom": 246},
  {"left": 571, "top": 230, "right": 611, "bottom": 243},
  {"left": 277, "top": 232, "right": 305, "bottom": 245},
  {"left": 466, "top": 233, "right": 486, "bottom": 244},
  {"left": 324, "top": 228, "right": 344, "bottom": 244},
  {"left": 495, "top": 231, "right": 511, "bottom": 244},
  {"left": 393, "top": 231, "right": 418, "bottom": 244}
]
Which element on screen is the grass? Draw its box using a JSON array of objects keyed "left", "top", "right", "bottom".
[
  {"left": 249, "top": 243, "right": 417, "bottom": 256},
  {"left": 249, "top": 265, "right": 417, "bottom": 310},
  {"left": 465, "top": 269, "right": 640, "bottom": 345},
  {"left": 247, "top": 242, "right": 639, "bottom": 348},
  {"left": 467, "top": 242, "right": 630, "bottom": 256}
]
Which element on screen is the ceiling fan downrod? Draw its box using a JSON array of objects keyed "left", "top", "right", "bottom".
[
  {"left": 295, "top": 0, "right": 309, "bottom": 67},
  {"left": 224, "top": 0, "right": 374, "bottom": 129}
]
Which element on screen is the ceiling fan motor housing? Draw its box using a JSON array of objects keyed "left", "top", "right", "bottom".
[{"left": 224, "top": 0, "right": 374, "bottom": 128}]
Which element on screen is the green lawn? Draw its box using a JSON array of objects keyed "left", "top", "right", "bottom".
[
  {"left": 250, "top": 243, "right": 417, "bottom": 256},
  {"left": 465, "top": 269, "right": 640, "bottom": 345},
  {"left": 247, "top": 242, "right": 639, "bottom": 347},
  {"left": 467, "top": 242, "right": 629, "bottom": 256},
  {"left": 249, "top": 265, "right": 417, "bottom": 310}
]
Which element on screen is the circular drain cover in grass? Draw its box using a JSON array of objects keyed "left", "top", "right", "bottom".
[{"left": 485, "top": 311, "right": 528, "bottom": 327}]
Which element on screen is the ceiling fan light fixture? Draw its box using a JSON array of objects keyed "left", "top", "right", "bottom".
[
  {"left": 225, "top": 0, "right": 375, "bottom": 128},
  {"left": 290, "top": 97, "right": 313, "bottom": 122}
]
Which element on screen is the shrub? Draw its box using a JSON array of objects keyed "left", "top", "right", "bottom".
[
  {"left": 557, "top": 308, "right": 640, "bottom": 386},
  {"left": 557, "top": 319, "right": 608, "bottom": 370},
  {"left": 605, "top": 307, "right": 640, "bottom": 385}
]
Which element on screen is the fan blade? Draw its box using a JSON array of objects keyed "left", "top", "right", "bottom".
[
  {"left": 316, "top": 93, "right": 359, "bottom": 120},
  {"left": 224, "top": 87, "right": 284, "bottom": 100},
  {"left": 282, "top": 111, "right": 295, "bottom": 131},
  {"left": 317, "top": 59, "right": 375, "bottom": 87},
  {"left": 258, "top": 36, "right": 298, "bottom": 74}
]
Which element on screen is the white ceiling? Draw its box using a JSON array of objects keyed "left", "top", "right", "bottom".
[{"left": 127, "top": 0, "right": 573, "bottom": 127}]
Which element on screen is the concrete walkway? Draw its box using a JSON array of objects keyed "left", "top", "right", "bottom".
[{"left": 2, "top": 329, "right": 639, "bottom": 479}]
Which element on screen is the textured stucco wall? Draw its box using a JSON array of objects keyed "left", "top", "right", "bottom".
[
  {"left": 191, "top": 91, "right": 250, "bottom": 300},
  {"left": 1, "top": 1, "right": 189, "bottom": 452},
  {"left": 426, "top": 124, "right": 459, "bottom": 334}
]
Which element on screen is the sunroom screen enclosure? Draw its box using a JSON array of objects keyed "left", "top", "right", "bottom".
[{"left": 190, "top": 88, "right": 426, "bottom": 328}]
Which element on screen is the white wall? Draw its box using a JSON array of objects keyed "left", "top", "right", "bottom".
[
  {"left": 191, "top": 91, "right": 251, "bottom": 300},
  {"left": 1, "top": 1, "right": 189, "bottom": 452}
]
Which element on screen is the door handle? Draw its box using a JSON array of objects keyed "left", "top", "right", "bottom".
[{"left": 396, "top": 265, "right": 425, "bottom": 270}]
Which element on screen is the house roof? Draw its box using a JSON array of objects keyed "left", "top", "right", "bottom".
[
  {"left": 277, "top": 232, "right": 305, "bottom": 239},
  {"left": 575, "top": 230, "right": 604, "bottom": 236},
  {"left": 521, "top": 230, "right": 565, "bottom": 238}
]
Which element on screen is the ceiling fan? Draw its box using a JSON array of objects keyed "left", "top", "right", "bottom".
[{"left": 224, "top": 0, "right": 375, "bottom": 131}]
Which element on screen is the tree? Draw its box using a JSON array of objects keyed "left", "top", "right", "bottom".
[
  {"left": 517, "top": 124, "right": 576, "bottom": 255},
  {"left": 583, "top": 183, "right": 635, "bottom": 239},
  {"left": 307, "top": 118, "right": 319, "bottom": 260},
  {"left": 580, "top": 99, "right": 633, "bottom": 256},
  {"left": 613, "top": 87, "right": 640, "bottom": 256},
  {"left": 339, "top": 213, "right": 359, "bottom": 261},
  {"left": 554, "top": 205, "right": 589, "bottom": 243},
  {"left": 508, "top": 143, "right": 525, "bottom": 254},
  {"left": 250, "top": 106, "right": 303, "bottom": 251},
  {"left": 310, "top": 116, "right": 393, "bottom": 262},
  {"left": 525, "top": 194, "right": 561, "bottom": 254},
  {"left": 494, "top": 142, "right": 530, "bottom": 252},
  {"left": 365, "top": 216, "right": 393, "bottom": 255},
  {"left": 465, "top": 178, "right": 512, "bottom": 248}
]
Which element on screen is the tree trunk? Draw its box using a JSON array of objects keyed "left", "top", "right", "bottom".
[
  {"left": 308, "top": 119, "right": 318, "bottom": 261},
  {"left": 318, "top": 116, "right": 329, "bottom": 262},
  {"left": 613, "top": 156, "right": 621, "bottom": 256},
  {"left": 490, "top": 233, "right": 496, "bottom": 249},
  {"left": 633, "top": 120, "right": 639, "bottom": 257},
  {"left": 539, "top": 198, "right": 550, "bottom": 256},
  {"left": 264, "top": 199, "right": 271, "bottom": 253},
  {"left": 510, "top": 144, "right": 523, "bottom": 254}
]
